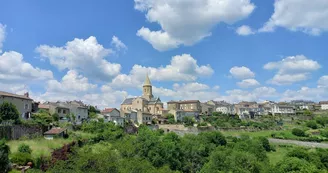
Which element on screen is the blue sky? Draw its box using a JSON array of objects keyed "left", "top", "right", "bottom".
[{"left": 0, "top": 0, "right": 328, "bottom": 108}]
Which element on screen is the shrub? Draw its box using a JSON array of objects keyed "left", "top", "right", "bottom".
[
  {"left": 0, "top": 102, "right": 20, "bottom": 123},
  {"left": 0, "top": 139, "right": 10, "bottom": 173},
  {"left": 18, "top": 143, "right": 32, "bottom": 154},
  {"left": 292, "top": 128, "right": 306, "bottom": 137},
  {"left": 306, "top": 121, "right": 318, "bottom": 129},
  {"left": 258, "top": 137, "right": 272, "bottom": 152},
  {"left": 320, "top": 130, "right": 328, "bottom": 138},
  {"left": 10, "top": 152, "right": 33, "bottom": 166}
]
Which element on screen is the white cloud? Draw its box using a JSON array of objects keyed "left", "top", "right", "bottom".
[
  {"left": 259, "top": 0, "right": 328, "bottom": 35},
  {"left": 216, "top": 87, "right": 278, "bottom": 103},
  {"left": 281, "top": 86, "right": 328, "bottom": 102},
  {"left": 0, "top": 23, "right": 6, "bottom": 53},
  {"left": 173, "top": 82, "right": 210, "bottom": 92},
  {"left": 109, "top": 54, "right": 214, "bottom": 88},
  {"left": 36, "top": 36, "right": 121, "bottom": 81},
  {"left": 46, "top": 70, "right": 97, "bottom": 94},
  {"left": 236, "top": 25, "right": 255, "bottom": 36},
  {"left": 230, "top": 66, "right": 255, "bottom": 79},
  {"left": 237, "top": 79, "right": 260, "bottom": 88},
  {"left": 213, "top": 85, "right": 220, "bottom": 90},
  {"left": 135, "top": 0, "right": 256, "bottom": 51},
  {"left": 264, "top": 55, "right": 321, "bottom": 85},
  {"left": 0, "top": 51, "right": 53, "bottom": 82},
  {"left": 111, "top": 36, "right": 127, "bottom": 51},
  {"left": 318, "top": 75, "right": 328, "bottom": 88}
]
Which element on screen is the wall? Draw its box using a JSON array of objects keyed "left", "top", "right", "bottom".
[{"left": 0, "top": 125, "right": 43, "bottom": 140}]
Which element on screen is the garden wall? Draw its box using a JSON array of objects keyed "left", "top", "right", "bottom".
[{"left": 0, "top": 125, "right": 43, "bottom": 140}]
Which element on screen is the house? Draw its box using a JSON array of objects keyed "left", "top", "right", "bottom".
[
  {"left": 0, "top": 91, "right": 33, "bottom": 119},
  {"left": 200, "top": 103, "right": 215, "bottom": 115},
  {"left": 44, "top": 127, "right": 67, "bottom": 140},
  {"left": 65, "top": 101, "right": 88, "bottom": 122},
  {"left": 271, "top": 104, "right": 295, "bottom": 115},
  {"left": 101, "top": 108, "right": 124, "bottom": 126},
  {"left": 167, "top": 100, "right": 201, "bottom": 112},
  {"left": 320, "top": 101, "right": 328, "bottom": 110},
  {"left": 234, "top": 101, "right": 260, "bottom": 118},
  {"left": 40, "top": 102, "right": 70, "bottom": 121}
]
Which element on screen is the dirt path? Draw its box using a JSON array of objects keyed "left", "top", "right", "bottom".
[{"left": 269, "top": 138, "right": 328, "bottom": 148}]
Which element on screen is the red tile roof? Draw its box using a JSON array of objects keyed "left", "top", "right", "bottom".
[
  {"left": 102, "top": 108, "right": 117, "bottom": 113},
  {"left": 38, "top": 104, "right": 50, "bottom": 109},
  {"left": 44, "top": 128, "right": 66, "bottom": 135}
]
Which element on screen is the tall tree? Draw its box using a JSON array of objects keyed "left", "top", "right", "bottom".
[{"left": 0, "top": 102, "right": 20, "bottom": 123}]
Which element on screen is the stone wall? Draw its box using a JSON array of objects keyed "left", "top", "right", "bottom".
[{"left": 0, "top": 125, "right": 43, "bottom": 140}]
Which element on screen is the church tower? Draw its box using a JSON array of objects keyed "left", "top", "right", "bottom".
[{"left": 142, "top": 74, "right": 153, "bottom": 101}]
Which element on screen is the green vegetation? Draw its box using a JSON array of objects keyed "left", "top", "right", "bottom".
[
  {"left": 0, "top": 139, "right": 10, "bottom": 173},
  {"left": 292, "top": 128, "right": 306, "bottom": 137},
  {"left": 0, "top": 102, "right": 20, "bottom": 124},
  {"left": 18, "top": 143, "right": 32, "bottom": 154}
]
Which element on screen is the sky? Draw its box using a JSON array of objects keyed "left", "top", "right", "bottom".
[{"left": 0, "top": 0, "right": 328, "bottom": 109}]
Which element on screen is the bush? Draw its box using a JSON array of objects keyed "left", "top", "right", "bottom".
[
  {"left": 18, "top": 143, "right": 32, "bottom": 154},
  {"left": 292, "top": 128, "right": 306, "bottom": 137},
  {"left": 258, "top": 137, "right": 272, "bottom": 152},
  {"left": 0, "top": 102, "right": 20, "bottom": 123},
  {"left": 306, "top": 121, "right": 318, "bottom": 129},
  {"left": 320, "top": 130, "right": 328, "bottom": 138},
  {"left": 10, "top": 152, "right": 33, "bottom": 166},
  {"left": 0, "top": 139, "right": 10, "bottom": 173}
]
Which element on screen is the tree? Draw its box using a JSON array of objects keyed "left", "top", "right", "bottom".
[
  {"left": 0, "top": 102, "right": 20, "bottom": 123},
  {"left": 306, "top": 121, "right": 318, "bottom": 129},
  {"left": 292, "top": 128, "right": 306, "bottom": 137},
  {"left": 165, "top": 113, "right": 176, "bottom": 124},
  {"left": 0, "top": 139, "right": 10, "bottom": 173},
  {"left": 31, "top": 112, "right": 53, "bottom": 126},
  {"left": 275, "top": 157, "right": 318, "bottom": 173},
  {"left": 52, "top": 113, "right": 59, "bottom": 121},
  {"left": 183, "top": 116, "right": 195, "bottom": 127}
]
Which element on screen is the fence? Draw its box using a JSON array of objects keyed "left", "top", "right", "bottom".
[{"left": 0, "top": 125, "right": 43, "bottom": 140}]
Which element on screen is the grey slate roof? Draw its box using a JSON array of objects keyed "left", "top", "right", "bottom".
[{"left": 122, "top": 98, "right": 134, "bottom": 105}]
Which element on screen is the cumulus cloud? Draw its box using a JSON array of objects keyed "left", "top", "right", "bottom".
[
  {"left": 36, "top": 36, "right": 121, "bottom": 81},
  {"left": 135, "top": 0, "right": 255, "bottom": 51},
  {"left": 237, "top": 79, "right": 260, "bottom": 88},
  {"left": 0, "top": 23, "right": 6, "bottom": 53},
  {"left": 230, "top": 66, "right": 255, "bottom": 79},
  {"left": 281, "top": 86, "right": 328, "bottom": 102},
  {"left": 318, "top": 75, "right": 328, "bottom": 88},
  {"left": 0, "top": 51, "right": 53, "bottom": 82},
  {"left": 264, "top": 55, "right": 321, "bottom": 85},
  {"left": 109, "top": 54, "right": 214, "bottom": 88},
  {"left": 111, "top": 36, "right": 127, "bottom": 52},
  {"left": 173, "top": 82, "right": 210, "bottom": 92},
  {"left": 236, "top": 25, "right": 255, "bottom": 36},
  {"left": 259, "top": 0, "right": 328, "bottom": 35}
]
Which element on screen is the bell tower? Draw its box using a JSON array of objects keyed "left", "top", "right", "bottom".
[{"left": 142, "top": 74, "right": 153, "bottom": 101}]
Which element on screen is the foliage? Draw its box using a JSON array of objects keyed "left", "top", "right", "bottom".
[
  {"left": 10, "top": 152, "right": 33, "bottom": 166},
  {"left": 315, "top": 116, "right": 328, "bottom": 126},
  {"left": 182, "top": 116, "right": 195, "bottom": 126},
  {"left": 52, "top": 113, "right": 59, "bottom": 122},
  {"left": 292, "top": 128, "right": 306, "bottom": 137},
  {"left": 198, "top": 122, "right": 208, "bottom": 127},
  {"left": 203, "top": 112, "right": 242, "bottom": 128},
  {"left": 320, "top": 130, "right": 328, "bottom": 138},
  {"left": 275, "top": 157, "right": 318, "bottom": 173},
  {"left": 89, "top": 112, "right": 97, "bottom": 119},
  {"left": 258, "top": 137, "right": 273, "bottom": 152},
  {"left": 0, "top": 102, "right": 20, "bottom": 123},
  {"left": 31, "top": 112, "right": 53, "bottom": 126},
  {"left": 306, "top": 120, "right": 318, "bottom": 129},
  {"left": 165, "top": 113, "right": 176, "bottom": 124},
  {"left": 88, "top": 106, "right": 100, "bottom": 115},
  {"left": 0, "top": 139, "right": 10, "bottom": 173},
  {"left": 18, "top": 143, "right": 32, "bottom": 154}
]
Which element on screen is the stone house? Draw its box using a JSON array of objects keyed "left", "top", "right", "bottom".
[
  {"left": 319, "top": 101, "right": 328, "bottom": 110},
  {"left": 102, "top": 108, "right": 124, "bottom": 126},
  {"left": 200, "top": 103, "right": 215, "bottom": 115},
  {"left": 0, "top": 91, "right": 33, "bottom": 119}
]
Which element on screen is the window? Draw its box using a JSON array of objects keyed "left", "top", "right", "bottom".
[
  {"left": 63, "top": 110, "right": 66, "bottom": 114},
  {"left": 149, "top": 107, "right": 151, "bottom": 110},
  {"left": 78, "top": 115, "right": 80, "bottom": 119},
  {"left": 24, "top": 104, "right": 28, "bottom": 110},
  {"left": 58, "top": 109, "right": 61, "bottom": 113}
]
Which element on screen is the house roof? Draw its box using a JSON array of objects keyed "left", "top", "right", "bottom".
[
  {"left": 122, "top": 98, "right": 134, "bottom": 105},
  {"left": 0, "top": 91, "right": 33, "bottom": 100},
  {"left": 44, "top": 128, "right": 66, "bottom": 135},
  {"left": 38, "top": 104, "right": 50, "bottom": 109},
  {"left": 168, "top": 100, "right": 200, "bottom": 104},
  {"left": 102, "top": 108, "right": 118, "bottom": 114},
  {"left": 319, "top": 101, "right": 328, "bottom": 105}
]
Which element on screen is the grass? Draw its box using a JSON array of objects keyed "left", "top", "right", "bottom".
[
  {"left": 267, "top": 144, "right": 294, "bottom": 166},
  {"left": 221, "top": 130, "right": 285, "bottom": 138},
  {"left": 8, "top": 137, "right": 73, "bottom": 158},
  {"left": 7, "top": 131, "right": 95, "bottom": 158}
]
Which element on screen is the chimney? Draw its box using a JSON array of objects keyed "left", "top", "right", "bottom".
[{"left": 24, "top": 92, "right": 29, "bottom": 98}]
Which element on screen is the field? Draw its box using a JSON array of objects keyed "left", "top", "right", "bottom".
[{"left": 221, "top": 130, "right": 284, "bottom": 138}]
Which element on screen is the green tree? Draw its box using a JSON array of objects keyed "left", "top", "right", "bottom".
[
  {"left": 292, "top": 128, "right": 306, "bottom": 137},
  {"left": 182, "top": 116, "right": 195, "bottom": 127},
  {"left": 165, "top": 113, "right": 176, "bottom": 124},
  {"left": 0, "top": 102, "right": 20, "bottom": 123},
  {"left": 31, "top": 112, "right": 53, "bottom": 126},
  {"left": 306, "top": 121, "right": 318, "bottom": 129},
  {"left": 0, "top": 139, "right": 10, "bottom": 173},
  {"left": 275, "top": 157, "right": 318, "bottom": 173},
  {"left": 52, "top": 113, "right": 59, "bottom": 121}
]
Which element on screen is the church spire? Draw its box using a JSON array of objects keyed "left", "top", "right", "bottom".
[{"left": 144, "top": 74, "right": 152, "bottom": 86}]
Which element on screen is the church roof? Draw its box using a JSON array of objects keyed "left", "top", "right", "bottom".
[
  {"left": 143, "top": 74, "right": 152, "bottom": 86},
  {"left": 122, "top": 98, "right": 134, "bottom": 105}
]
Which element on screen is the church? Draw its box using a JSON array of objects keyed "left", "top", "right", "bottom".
[{"left": 120, "top": 75, "right": 164, "bottom": 117}]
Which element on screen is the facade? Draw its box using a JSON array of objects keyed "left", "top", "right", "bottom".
[
  {"left": 320, "top": 101, "right": 328, "bottom": 110},
  {"left": 271, "top": 104, "right": 295, "bottom": 115},
  {"left": 65, "top": 101, "right": 88, "bottom": 122},
  {"left": 0, "top": 91, "right": 33, "bottom": 119},
  {"left": 234, "top": 101, "right": 260, "bottom": 117},
  {"left": 200, "top": 103, "right": 215, "bottom": 115},
  {"left": 167, "top": 100, "right": 201, "bottom": 112},
  {"left": 120, "top": 75, "right": 164, "bottom": 123},
  {"left": 291, "top": 100, "right": 315, "bottom": 110},
  {"left": 102, "top": 108, "right": 124, "bottom": 126}
]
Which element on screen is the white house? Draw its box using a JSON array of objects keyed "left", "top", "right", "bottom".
[
  {"left": 102, "top": 108, "right": 124, "bottom": 126},
  {"left": 0, "top": 91, "right": 33, "bottom": 119},
  {"left": 272, "top": 104, "right": 295, "bottom": 115},
  {"left": 216, "top": 105, "right": 235, "bottom": 114},
  {"left": 320, "top": 101, "right": 328, "bottom": 110}
]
